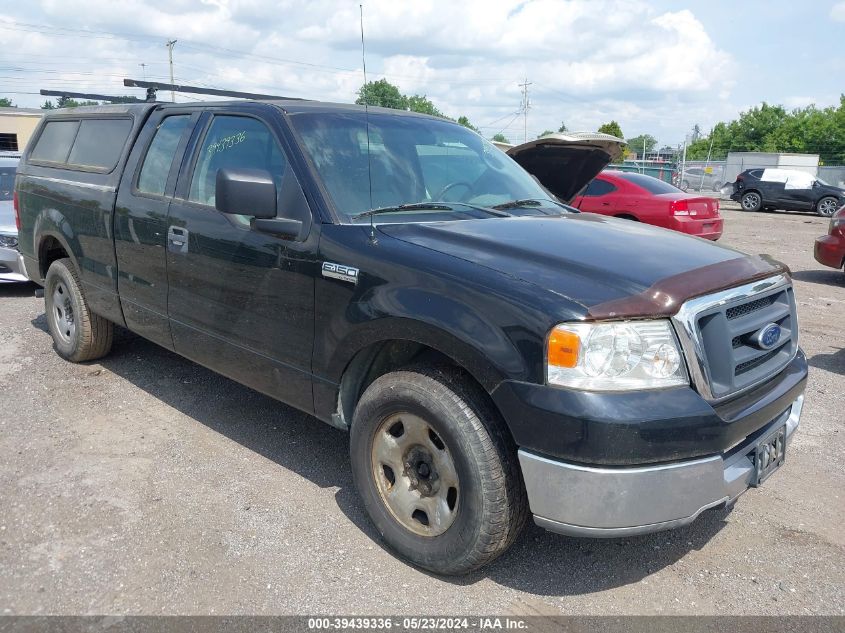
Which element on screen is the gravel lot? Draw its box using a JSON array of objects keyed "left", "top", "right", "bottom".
[{"left": 0, "top": 206, "right": 843, "bottom": 616}]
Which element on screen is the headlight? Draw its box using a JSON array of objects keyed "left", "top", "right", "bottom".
[
  {"left": 547, "top": 320, "right": 688, "bottom": 390},
  {"left": 0, "top": 234, "right": 18, "bottom": 249}
]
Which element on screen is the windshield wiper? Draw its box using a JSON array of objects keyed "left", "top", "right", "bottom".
[
  {"left": 490, "top": 198, "right": 550, "bottom": 210},
  {"left": 351, "top": 202, "right": 454, "bottom": 220},
  {"left": 351, "top": 201, "right": 510, "bottom": 221}
]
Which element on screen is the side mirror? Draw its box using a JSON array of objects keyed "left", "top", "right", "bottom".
[{"left": 215, "top": 168, "right": 277, "bottom": 219}]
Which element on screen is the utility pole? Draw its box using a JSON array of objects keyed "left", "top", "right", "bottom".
[
  {"left": 165, "top": 39, "right": 177, "bottom": 102},
  {"left": 139, "top": 63, "right": 146, "bottom": 81},
  {"left": 519, "top": 78, "right": 531, "bottom": 144}
]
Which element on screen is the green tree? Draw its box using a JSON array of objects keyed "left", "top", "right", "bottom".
[
  {"left": 491, "top": 133, "right": 510, "bottom": 144},
  {"left": 626, "top": 134, "right": 657, "bottom": 155},
  {"left": 407, "top": 94, "right": 444, "bottom": 117},
  {"left": 597, "top": 120, "right": 623, "bottom": 139},
  {"left": 356, "top": 79, "right": 408, "bottom": 110},
  {"left": 557, "top": 122, "right": 568, "bottom": 133},
  {"left": 537, "top": 130, "right": 555, "bottom": 138},
  {"left": 457, "top": 116, "right": 479, "bottom": 133},
  {"left": 0, "top": 97, "right": 14, "bottom": 107},
  {"left": 41, "top": 100, "right": 56, "bottom": 109}
]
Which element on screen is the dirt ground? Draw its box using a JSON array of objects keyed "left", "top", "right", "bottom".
[{"left": 0, "top": 205, "right": 843, "bottom": 616}]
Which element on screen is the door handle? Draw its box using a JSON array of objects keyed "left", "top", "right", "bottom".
[{"left": 167, "top": 226, "right": 188, "bottom": 253}]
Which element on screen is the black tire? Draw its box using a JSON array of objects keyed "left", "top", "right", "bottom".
[
  {"left": 816, "top": 196, "right": 840, "bottom": 217},
  {"left": 740, "top": 191, "right": 763, "bottom": 212},
  {"left": 349, "top": 365, "right": 527, "bottom": 575},
  {"left": 616, "top": 214, "right": 639, "bottom": 221},
  {"left": 44, "top": 258, "right": 113, "bottom": 362}
]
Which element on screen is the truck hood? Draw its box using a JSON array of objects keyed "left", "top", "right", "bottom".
[
  {"left": 379, "top": 214, "right": 771, "bottom": 313},
  {"left": 506, "top": 133, "right": 625, "bottom": 203}
]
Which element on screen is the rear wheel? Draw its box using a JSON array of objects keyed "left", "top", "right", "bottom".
[
  {"left": 44, "top": 258, "right": 113, "bottom": 362},
  {"left": 349, "top": 365, "right": 527, "bottom": 575},
  {"left": 816, "top": 196, "right": 839, "bottom": 217},
  {"left": 741, "top": 191, "right": 762, "bottom": 212}
]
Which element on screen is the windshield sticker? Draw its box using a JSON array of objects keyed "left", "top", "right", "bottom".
[{"left": 207, "top": 131, "right": 246, "bottom": 155}]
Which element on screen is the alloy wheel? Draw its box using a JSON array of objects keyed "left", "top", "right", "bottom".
[
  {"left": 818, "top": 198, "right": 838, "bottom": 216},
  {"left": 742, "top": 193, "right": 761, "bottom": 210}
]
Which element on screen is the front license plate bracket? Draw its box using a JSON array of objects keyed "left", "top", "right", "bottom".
[{"left": 751, "top": 425, "right": 786, "bottom": 487}]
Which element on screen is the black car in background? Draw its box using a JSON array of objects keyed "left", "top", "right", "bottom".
[{"left": 731, "top": 168, "right": 845, "bottom": 216}]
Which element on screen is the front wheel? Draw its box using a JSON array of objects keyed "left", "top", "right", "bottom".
[
  {"left": 816, "top": 196, "right": 840, "bottom": 217},
  {"left": 741, "top": 191, "right": 762, "bottom": 212},
  {"left": 44, "top": 258, "right": 113, "bottom": 362},
  {"left": 350, "top": 365, "right": 527, "bottom": 575}
]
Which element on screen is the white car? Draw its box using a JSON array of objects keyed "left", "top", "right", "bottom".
[{"left": 0, "top": 152, "right": 28, "bottom": 283}]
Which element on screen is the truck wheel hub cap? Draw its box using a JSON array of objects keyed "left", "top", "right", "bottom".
[
  {"left": 52, "top": 282, "right": 76, "bottom": 343},
  {"left": 371, "top": 413, "right": 460, "bottom": 536}
]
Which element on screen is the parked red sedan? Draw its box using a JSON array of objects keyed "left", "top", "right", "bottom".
[
  {"left": 814, "top": 205, "right": 845, "bottom": 273},
  {"left": 571, "top": 170, "right": 723, "bottom": 240}
]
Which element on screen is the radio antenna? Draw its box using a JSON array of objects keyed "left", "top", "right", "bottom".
[{"left": 360, "top": 4, "right": 376, "bottom": 243}]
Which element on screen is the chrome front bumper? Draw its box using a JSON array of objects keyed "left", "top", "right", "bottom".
[
  {"left": 519, "top": 394, "right": 803, "bottom": 538},
  {"left": 0, "top": 246, "right": 28, "bottom": 283}
]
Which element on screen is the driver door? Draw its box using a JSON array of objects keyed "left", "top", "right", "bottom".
[{"left": 165, "top": 108, "right": 319, "bottom": 413}]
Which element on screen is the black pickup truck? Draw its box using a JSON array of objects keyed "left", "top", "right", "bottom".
[{"left": 15, "top": 101, "right": 806, "bottom": 575}]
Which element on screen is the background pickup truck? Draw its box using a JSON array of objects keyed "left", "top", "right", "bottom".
[{"left": 15, "top": 101, "right": 807, "bottom": 575}]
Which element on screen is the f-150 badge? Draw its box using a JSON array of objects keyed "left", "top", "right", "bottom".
[{"left": 322, "top": 262, "right": 359, "bottom": 285}]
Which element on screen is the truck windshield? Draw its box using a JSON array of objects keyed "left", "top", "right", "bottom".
[{"left": 289, "top": 112, "right": 559, "bottom": 222}]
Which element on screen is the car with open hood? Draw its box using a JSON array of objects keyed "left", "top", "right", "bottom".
[
  {"left": 505, "top": 135, "right": 722, "bottom": 239},
  {"left": 503, "top": 132, "right": 625, "bottom": 204},
  {"left": 15, "top": 102, "right": 806, "bottom": 575}
]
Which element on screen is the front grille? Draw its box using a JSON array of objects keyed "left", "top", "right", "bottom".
[
  {"left": 735, "top": 348, "right": 781, "bottom": 375},
  {"left": 676, "top": 277, "right": 798, "bottom": 401},
  {"left": 726, "top": 294, "right": 776, "bottom": 320}
]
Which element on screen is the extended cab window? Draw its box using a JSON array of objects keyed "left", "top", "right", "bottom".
[
  {"left": 30, "top": 120, "right": 79, "bottom": 163},
  {"left": 138, "top": 115, "right": 191, "bottom": 196},
  {"left": 583, "top": 178, "right": 616, "bottom": 196},
  {"left": 189, "top": 116, "right": 285, "bottom": 207},
  {"left": 67, "top": 118, "right": 132, "bottom": 171}
]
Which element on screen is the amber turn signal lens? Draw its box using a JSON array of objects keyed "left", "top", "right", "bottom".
[{"left": 548, "top": 326, "right": 580, "bottom": 368}]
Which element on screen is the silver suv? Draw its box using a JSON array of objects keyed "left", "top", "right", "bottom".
[{"left": 0, "top": 152, "right": 27, "bottom": 283}]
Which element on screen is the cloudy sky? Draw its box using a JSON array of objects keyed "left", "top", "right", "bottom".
[{"left": 1, "top": 1, "right": 842, "bottom": 146}]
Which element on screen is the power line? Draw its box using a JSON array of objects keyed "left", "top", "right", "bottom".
[{"left": 0, "top": 20, "right": 516, "bottom": 85}]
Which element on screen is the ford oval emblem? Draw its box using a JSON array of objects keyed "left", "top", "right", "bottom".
[{"left": 752, "top": 323, "right": 782, "bottom": 350}]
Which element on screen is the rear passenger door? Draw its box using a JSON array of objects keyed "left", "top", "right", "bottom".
[
  {"left": 165, "top": 109, "right": 317, "bottom": 414},
  {"left": 115, "top": 108, "right": 198, "bottom": 349}
]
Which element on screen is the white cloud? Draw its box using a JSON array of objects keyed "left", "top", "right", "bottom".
[
  {"left": 831, "top": 1, "right": 845, "bottom": 21},
  {"left": 1, "top": 0, "right": 737, "bottom": 143}
]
